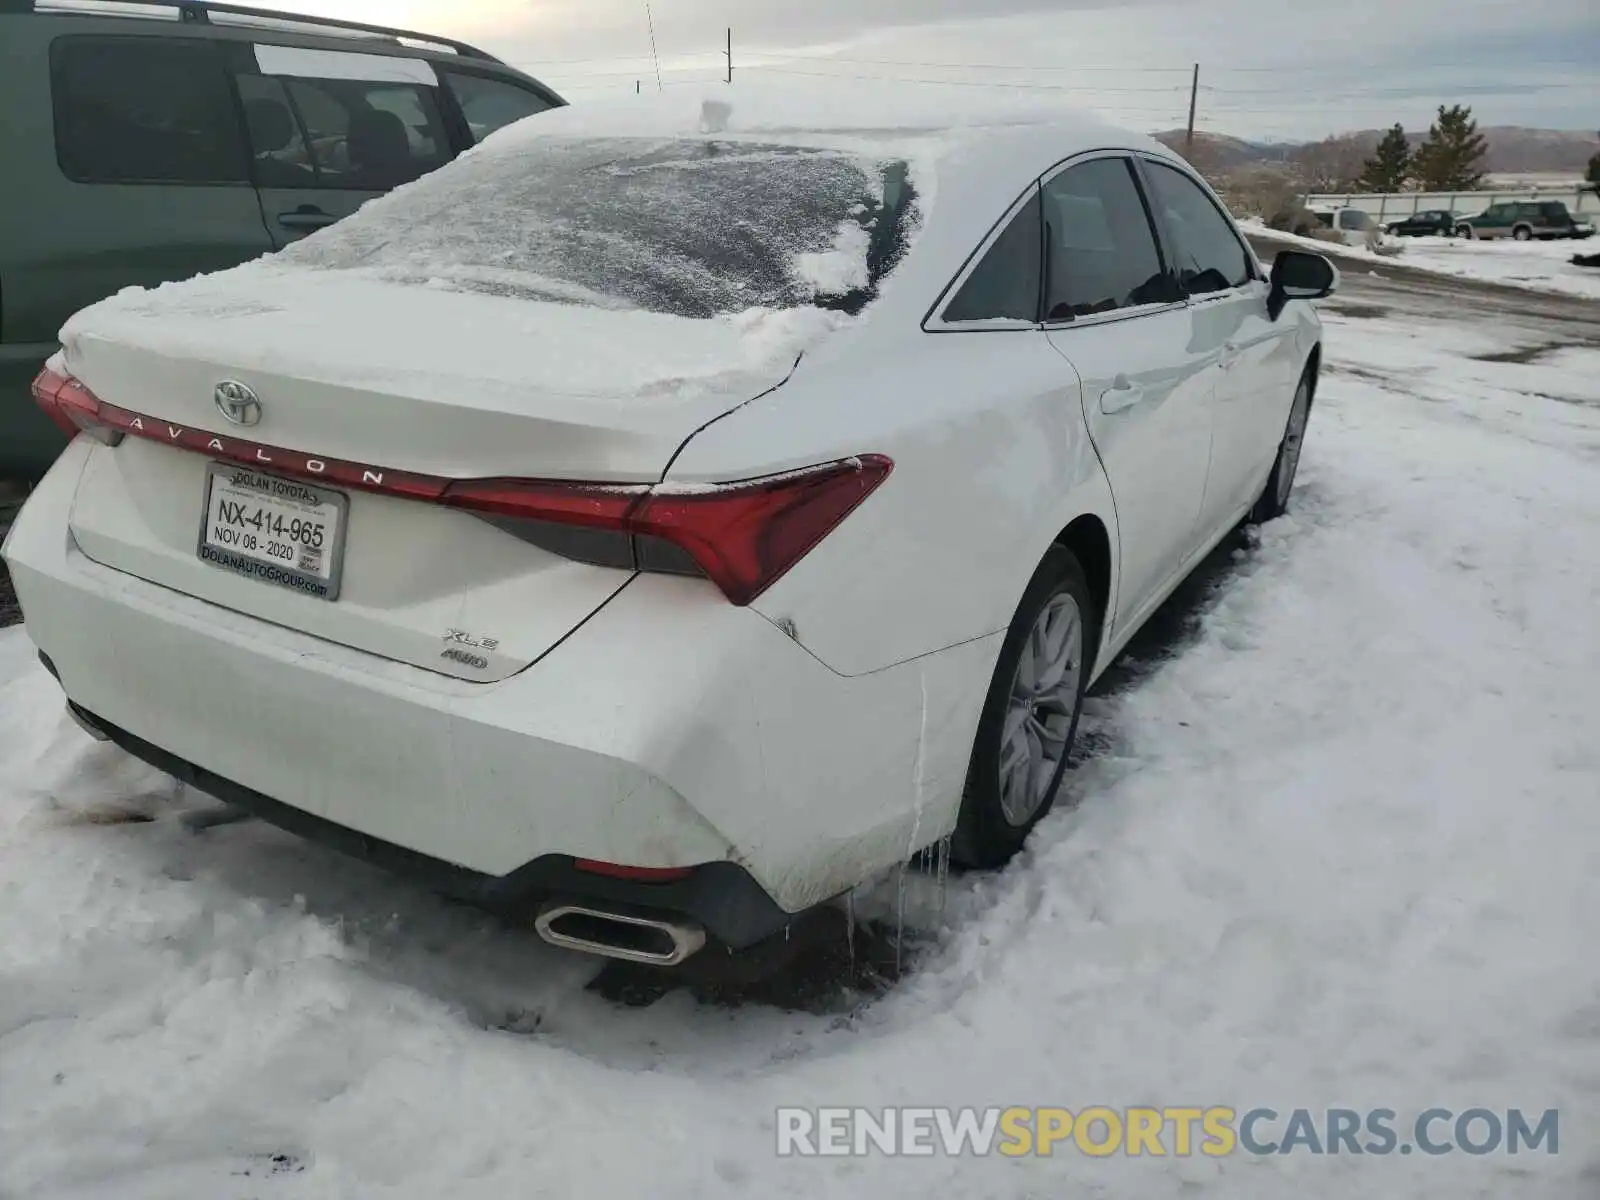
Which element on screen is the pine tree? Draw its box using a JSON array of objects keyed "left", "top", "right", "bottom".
[
  {"left": 1359, "top": 124, "right": 1411, "bottom": 192},
  {"left": 1410, "top": 105, "right": 1488, "bottom": 191},
  {"left": 1586, "top": 151, "right": 1600, "bottom": 190}
]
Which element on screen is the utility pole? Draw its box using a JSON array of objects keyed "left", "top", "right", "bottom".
[
  {"left": 1184, "top": 63, "right": 1198, "bottom": 158},
  {"left": 725, "top": 28, "right": 732, "bottom": 84}
]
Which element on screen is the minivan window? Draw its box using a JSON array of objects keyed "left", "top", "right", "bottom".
[
  {"left": 236, "top": 74, "right": 318, "bottom": 187},
  {"left": 51, "top": 37, "right": 249, "bottom": 185},
  {"left": 943, "top": 193, "right": 1042, "bottom": 323},
  {"left": 1142, "top": 160, "right": 1253, "bottom": 293},
  {"left": 281, "top": 77, "right": 451, "bottom": 190},
  {"left": 441, "top": 71, "right": 555, "bottom": 143},
  {"left": 1041, "top": 157, "right": 1170, "bottom": 321}
]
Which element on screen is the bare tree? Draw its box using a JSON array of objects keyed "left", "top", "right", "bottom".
[{"left": 1290, "top": 134, "right": 1371, "bottom": 193}]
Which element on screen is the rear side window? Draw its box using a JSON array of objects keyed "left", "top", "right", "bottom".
[
  {"left": 280, "top": 77, "right": 451, "bottom": 190},
  {"left": 51, "top": 36, "right": 249, "bottom": 185},
  {"left": 1041, "top": 157, "right": 1171, "bottom": 321},
  {"left": 942, "top": 193, "right": 1042, "bottom": 323},
  {"left": 441, "top": 71, "right": 554, "bottom": 144},
  {"left": 1142, "top": 161, "right": 1252, "bottom": 294},
  {"left": 236, "top": 74, "right": 318, "bottom": 188}
]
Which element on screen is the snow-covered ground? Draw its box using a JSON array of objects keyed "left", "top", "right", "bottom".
[
  {"left": 3, "top": 304, "right": 1599, "bottom": 1198},
  {"left": 1242, "top": 219, "right": 1600, "bottom": 302}
]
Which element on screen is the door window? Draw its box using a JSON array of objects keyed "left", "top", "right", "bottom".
[
  {"left": 235, "top": 74, "right": 318, "bottom": 188},
  {"left": 1141, "top": 160, "right": 1253, "bottom": 295},
  {"left": 440, "top": 70, "right": 555, "bottom": 143},
  {"left": 51, "top": 36, "right": 249, "bottom": 184},
  {"left": 278, "top": 77, "right": 451, "bottom": 189},
  {"left": 1040, "top": 157, "right": 1171, "bottom": 321},
  {"left": 942, "top": 193, "right": 1042, "bottom": 323}
]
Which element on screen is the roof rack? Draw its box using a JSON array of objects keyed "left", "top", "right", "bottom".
[{"left": 11, "top": 0, "right": 505, "bottom": 62}]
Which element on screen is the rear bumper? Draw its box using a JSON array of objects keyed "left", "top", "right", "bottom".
[
  {"left": 6, "top": 441, "right": 995, "bottom": 925},
  {"left": 55, "top": 684, "right": 788, "bottom": 949}
]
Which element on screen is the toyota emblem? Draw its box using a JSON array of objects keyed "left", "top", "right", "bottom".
[{"left": 214, "top": 380, "right": 262, "bottom": 427}]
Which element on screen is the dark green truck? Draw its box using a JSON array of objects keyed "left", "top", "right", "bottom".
[{"left": 0, "top": 0, "right": 562, "bottom": 479}]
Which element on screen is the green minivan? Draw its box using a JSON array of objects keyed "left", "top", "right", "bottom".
[{"left": 0, "top": 0, "right": 563, "bottom": 479}]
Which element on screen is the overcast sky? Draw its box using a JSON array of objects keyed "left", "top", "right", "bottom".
[{"left": 277, "top": 0, "right": 1598, "bottom": 140}]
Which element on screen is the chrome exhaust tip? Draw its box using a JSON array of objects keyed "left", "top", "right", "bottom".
[
  {"left": 534, "top": 902, "right": 707, "bottom": 967},
  {"left": 66, "top": 703, "right": 110, "bottom": 743}
]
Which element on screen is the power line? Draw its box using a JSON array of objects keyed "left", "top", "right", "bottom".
[
  {"left": 527, "top": 50, "right": 1600, "bottom": 74},
  {"left": 642, "top": 0, "right": 662, "bottom": 94},
  {"left": 745, "top": 65, "right": 1186, "bottom": 94},
  {"left": 1203, "top": 80, "right": 1595, "bottom": 96},
  {"left": 757, "top": 53, "right": 1194, "bottom": 73},
  {"left": 550, "top": 75, "right": 727, "bottom": 91},
  {"left": 538, "top": 65, "right": 732, "bottom": 79}
]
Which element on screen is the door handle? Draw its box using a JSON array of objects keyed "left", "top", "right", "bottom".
[
  {"left": 1099, "top": 375, "right": 1144, "bottom": 414},
  {"left": 278, "top": 207, "right": 337, "bottom": 232}
]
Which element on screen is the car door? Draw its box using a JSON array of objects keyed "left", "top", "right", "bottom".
[
  {"left": 25, "top": 33, "right": 277, "bottom": 337},
  {"left": 1137, "top": 156, "right": 1295, "bottom": 535},
  {"left": 3, "top": 31, "right": 277, "bottom": 477},
  {"left": 228, "top": 43, "right": 457, "bottom": 247},
  {"left": 1039, "top": 154, "right": 1213, "bottom": 630}
]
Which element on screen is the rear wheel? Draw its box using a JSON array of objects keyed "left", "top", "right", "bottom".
[
  {"left": 952, "top": 547, "right": 1098, "bottom": 868},
  {"left": 1513, "top": 225, "right": 1533, "bottom": 242},
  {"left": 1249, "top": 368, "right": 1313, "bottom": 524}
]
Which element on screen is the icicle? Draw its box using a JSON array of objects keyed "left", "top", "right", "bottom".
[
  {"left": 845, "top": 892, "right": 856, "bottom": 971},
  {"left": 894, "top": 862, "right": 907, "bottom": 977}
]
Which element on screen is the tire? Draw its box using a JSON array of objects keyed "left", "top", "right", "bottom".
[
  {"left": 1249, "top": 367, "right": 1314, "bottom": 524},
  {"left": 1457, "top": 225, "right": 1473, "bottom": 240},
  {"left": 951, "top": 546, "right": 1099, "bottom": 869},
  {"left": 1513, "top": 225, "right": 1533, "bottom": 242}
]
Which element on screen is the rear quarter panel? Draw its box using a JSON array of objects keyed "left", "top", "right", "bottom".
[{"left": 665, "top": 325, "right": 1118, "bottom": 679}]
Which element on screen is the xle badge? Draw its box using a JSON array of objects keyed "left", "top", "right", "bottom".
[{"left": 441, "top": 628, "right": 499, "bottom": 671}]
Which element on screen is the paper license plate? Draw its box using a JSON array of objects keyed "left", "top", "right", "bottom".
[{"left": 197, "top": 463, "right": 348, "bottom": 600}]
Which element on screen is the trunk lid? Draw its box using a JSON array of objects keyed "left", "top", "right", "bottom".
[{"left": 58, "top": 269, "right": 801, "bottom": 681}]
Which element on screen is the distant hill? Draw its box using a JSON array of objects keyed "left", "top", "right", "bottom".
[
  {"left": 1152, "top": 130, "right": 1292, "bottom": 170},
  {"left": 1154, "top": 126, "right": 1597, "bottom": 175}
]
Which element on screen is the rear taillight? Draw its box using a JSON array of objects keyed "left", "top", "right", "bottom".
[
  {"left": 35, "top": 372, "right": 891, "bottom": 606},
  {"left": 31, "top": 364, "right": 124, "bottom": 446},
  {"left": 444, "top": 455, "right": 892, "bottom": 605}
]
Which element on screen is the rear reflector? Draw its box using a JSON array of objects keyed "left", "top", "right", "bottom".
[
  {"left": 38, "top": 368, "right": 892, "bottom": 605},
  {"left": 573, "top": 859, "right": 694, "bottom": 883}
]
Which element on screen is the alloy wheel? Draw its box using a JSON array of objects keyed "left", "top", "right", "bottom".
[
  {"left": 1275, "top": 379, "right": 1312, "bottom": 508},
  {"left": 998, "top": 592, "right": 1084, "bottom": 826}
]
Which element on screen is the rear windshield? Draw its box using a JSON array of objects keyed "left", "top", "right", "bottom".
[{"left": 280, "top": 137, "right": 918, "bottom": 318}]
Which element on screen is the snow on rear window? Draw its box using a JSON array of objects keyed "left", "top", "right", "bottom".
[{"left": 280, "top": 137, "right": 907, "bottom": 318}]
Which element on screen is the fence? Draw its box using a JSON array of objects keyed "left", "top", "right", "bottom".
[{"left": 1304, "top": 187, "right": 1598, "bottom": 220}]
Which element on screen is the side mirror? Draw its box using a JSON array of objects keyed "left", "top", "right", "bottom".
[{"left": 1267, "top": 249, "right": 1338, "bottom": 321}]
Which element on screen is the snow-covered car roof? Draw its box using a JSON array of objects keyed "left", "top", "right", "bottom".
[{"left": 475, "top": 79, "right": 1174, "bottom": 242}]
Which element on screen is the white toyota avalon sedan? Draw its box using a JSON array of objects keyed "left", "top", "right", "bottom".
[{"left": 5, "top": 85, "right": 1334, "bottom": 971}]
